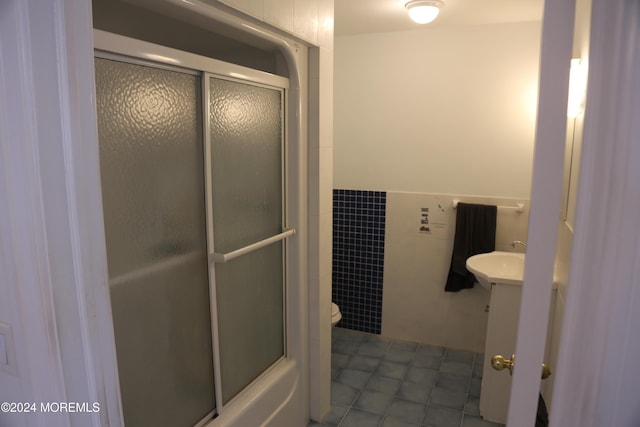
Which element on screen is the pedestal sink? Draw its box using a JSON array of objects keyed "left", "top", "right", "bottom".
[
  {"left": 467, "top": 251, "right": 526, "bottom": 422},
  {"left": 465, "top": 251, "right": 525, "bottom": 290},
  {"left": 467, "top": 250, "right": 557, "bottom": 423}
]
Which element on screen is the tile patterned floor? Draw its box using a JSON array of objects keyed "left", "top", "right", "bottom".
[{"left": 309, "top": 327, "right": 505, "bottom": 427}]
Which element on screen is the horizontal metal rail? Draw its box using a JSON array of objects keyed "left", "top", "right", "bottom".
[
  {"left": 452, "top": 199, "right": 525, "bottom": 214},
  {"left": 211, "top": 227, "right": 296, "bottom": 263}
]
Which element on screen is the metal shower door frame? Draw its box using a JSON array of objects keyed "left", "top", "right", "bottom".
[
  {"left": 94, "top": 29, "right": 292, "bottom": 422},
  {"left": 202, "top": 71, "right": 291, "bottom": 412}
]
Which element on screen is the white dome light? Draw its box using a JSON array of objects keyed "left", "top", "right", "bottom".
[{"left": 405, "top": 0, "right": 444, "bottom": 24}]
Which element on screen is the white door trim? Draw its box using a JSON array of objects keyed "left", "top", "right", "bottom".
[{"left": 508, "top": 0, "right": 576, "bottom": 424}]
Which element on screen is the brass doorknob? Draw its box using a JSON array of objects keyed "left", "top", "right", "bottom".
[
  {"left": 541, "top": 363, "right": 552, "bottom": 380},
  {"left": 491, "top": 353, "right": 552, "bottom": 379},
  {"left": 491, "top": 354, "right": 515, "bottom": 375}
]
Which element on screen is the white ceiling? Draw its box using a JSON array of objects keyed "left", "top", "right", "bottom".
[{"left": 335, "top": 0, "right": 544, "bottom": 36}]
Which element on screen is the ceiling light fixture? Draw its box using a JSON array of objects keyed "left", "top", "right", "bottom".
[{"left": 405, "top": 0, "right": 444, "bottom": 24}]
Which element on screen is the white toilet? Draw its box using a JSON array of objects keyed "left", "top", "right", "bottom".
[{"left": 331, "top": 302, "right": 342, "bottom": 326}]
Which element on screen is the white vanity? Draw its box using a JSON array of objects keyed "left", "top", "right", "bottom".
[{"left": 467, "top": 251, "right": 557, "bottom": 424}]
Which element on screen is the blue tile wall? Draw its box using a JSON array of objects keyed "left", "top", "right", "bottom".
[{"left": 332, "top": 189, "right": 386, "bottom": 334}]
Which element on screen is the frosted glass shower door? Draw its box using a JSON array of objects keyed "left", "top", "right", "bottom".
[
  {"left": 95, "top": 58, "right": 215, "bottom": 427},
  {"left": 206, "top": 75, "right": 288, "bottom": 406}
]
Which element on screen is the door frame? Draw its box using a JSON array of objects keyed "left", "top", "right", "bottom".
[{"left": 507, "top": 0, "right": 576, "bottom": 423}]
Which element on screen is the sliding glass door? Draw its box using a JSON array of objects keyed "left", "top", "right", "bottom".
[
  {"left": 95, "top": 57, "right": 215, "bottom": 426},
  {"left": 205, "top": 75, "right": 287, "bottom": 405},
  {"left": 95, "top": 44, "right": 290, "bottom": 426}
]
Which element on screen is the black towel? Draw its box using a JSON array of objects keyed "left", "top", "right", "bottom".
[
  {"left": 536, "top": 393, "right": 549, "bottom": 427},
  {"left": 444, "top": 202, "right": 497, "bottom": 292}
]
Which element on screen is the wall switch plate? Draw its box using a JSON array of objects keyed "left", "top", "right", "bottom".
[{"left": 0, "top": 322, "right": 18, "bottom": 376}]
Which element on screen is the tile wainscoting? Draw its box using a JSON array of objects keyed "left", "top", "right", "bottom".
[
  {"left": 332, "top": 189, "right": 529, "bottom": 353},
  {"left": 332, "top": 189, "right": 386, "bottom": 334}
]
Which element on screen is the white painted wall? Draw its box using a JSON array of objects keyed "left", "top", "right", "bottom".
[
  {"left": 382, "top": 192, "right": 529, "bottom": 352},
  {"left": 333, "top": 22, "right": 541, "bottom": 352},
  {"left": 334, "top": 22, "right": 542, "bottom": 198},
  {"left": 220, "top": 0, "right": 326, "bottom": 44}
]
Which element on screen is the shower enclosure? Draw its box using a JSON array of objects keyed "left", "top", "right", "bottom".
[{"left": 94, "top": 31, "right": 295, "bottom": 426}]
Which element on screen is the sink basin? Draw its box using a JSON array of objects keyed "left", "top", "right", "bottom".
[{"left": 466, "top": 251, "right": 525, "bottom": 290}]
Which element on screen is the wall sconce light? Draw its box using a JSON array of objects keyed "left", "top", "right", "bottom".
[
  {"left": 405, "top": 0, "right": 444, "bottom": 24},
  {"left": 567, "top": 58, "right": 588, "bottom": 118}
]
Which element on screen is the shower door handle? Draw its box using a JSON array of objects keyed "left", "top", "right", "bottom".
[{"left": 211, "top": 227, "right": 296, "bottom": 263}]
